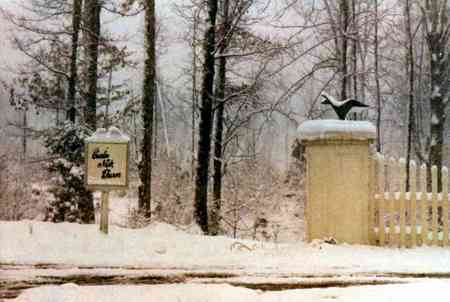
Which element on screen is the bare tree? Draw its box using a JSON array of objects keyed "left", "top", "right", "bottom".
[{"left": 194, "top": 0, "right": 219, "bottom": 234}]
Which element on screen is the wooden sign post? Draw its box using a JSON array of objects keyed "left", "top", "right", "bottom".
[{"left": 85, "top": 127, "right": 130, "bottom": 234}]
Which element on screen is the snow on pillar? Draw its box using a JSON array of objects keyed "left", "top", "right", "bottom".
[{"left": 298, "top": 120, "right": 376, "bottom": 245}]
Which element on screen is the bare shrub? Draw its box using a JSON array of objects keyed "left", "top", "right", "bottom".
[
  {"left": 123, "top": 153, "right": 193, "bottom": 228},
  {"left": 0, "top": 153, "right": 50, "bottom": 220},
  {"left": 151, "top": 154, "right": 194, "bottom": 226},
  {"left": 220, "top": 157, "right": 306, "bottom": 242},
  {"left": 121, "top": 149, "right": 306, "bottom": 242}
]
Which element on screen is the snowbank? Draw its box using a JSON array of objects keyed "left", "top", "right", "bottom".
[
  {"left": 12, "top": 281, "right": 450, "bottom": 302},
  {"left": 297, "top": 120, "right": 376, "bottom": 141},
  {"left": 0, "top": 220, "right": 259, "bottom": 269},
  {"left": 3, "top": 221, "right": 450, "bottom": 276}
]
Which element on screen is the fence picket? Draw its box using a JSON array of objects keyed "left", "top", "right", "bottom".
[
  {"left": 389, "top": 157, "right": 397, "bottom": 246},
  {"left": 420, "top": 163, "right": 428, "bottom": 246},
  {"left": 410, "top": 161, "right": 417, "bottom": 248},
  {"left": 370, "top": 156, "right": 450, "bottom": 248},
  {"left": 431, "top": 166, "right": 438, "bottom": 246},
  {"left": 443, "top": 167, "right": 449, "bottom": 247},
  {"left": 399, "top": 158, "right": 406, "bottom": 247},
  {"left": 369, "top": 156, "right": 376, "bottom": 245},
  {"left": 378, "top": 155, "right": 385, "bottom": 246}
]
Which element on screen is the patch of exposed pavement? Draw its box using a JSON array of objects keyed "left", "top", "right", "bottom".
[{"left": 1, "top": 264, "right": 450, "bottom": 300}]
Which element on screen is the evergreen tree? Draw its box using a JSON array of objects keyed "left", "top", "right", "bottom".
[
  {"left": 44, "top": 122, "right": 94, "bottom": 223},
  {"left": 3, "top": 0, "right": 133, "bottom": 223}
]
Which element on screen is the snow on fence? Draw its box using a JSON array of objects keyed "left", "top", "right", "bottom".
[{"left": 372, "top": 154, "right": 449, "bottom": 248}]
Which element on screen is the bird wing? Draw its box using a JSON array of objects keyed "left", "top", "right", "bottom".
[{"left": 344, "top": 99, "right": 369, "bottom": 108}]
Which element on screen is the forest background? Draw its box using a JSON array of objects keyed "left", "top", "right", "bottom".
[{"left": 0, "top": 0, "right": 448, "bottom": 241}]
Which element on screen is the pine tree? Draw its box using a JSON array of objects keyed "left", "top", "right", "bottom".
[{"left": 44, "top": 122, "right": 94, "bottom": 223}]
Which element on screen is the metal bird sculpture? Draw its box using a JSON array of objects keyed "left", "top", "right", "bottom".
[{"left": 320, "top": 92, "right": 369, "bottom": 120}]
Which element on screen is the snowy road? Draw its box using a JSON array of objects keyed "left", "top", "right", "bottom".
[{"left": 3, "top": 264, "right": 450, "bottom": 300}]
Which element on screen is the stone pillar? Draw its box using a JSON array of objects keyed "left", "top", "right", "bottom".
[{"left": 298, "top": 120, "right": 376, "bottom": 245}]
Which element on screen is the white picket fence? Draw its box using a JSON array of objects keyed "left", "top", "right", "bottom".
[{"left": 371, "top": 154, "right": 449, "bottom": 248}]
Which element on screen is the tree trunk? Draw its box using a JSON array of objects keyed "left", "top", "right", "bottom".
[
  {"left": 359, "top": 10, "right": 368, "bottom": 106},
  {"left": 153, "top": 89, "right": 158, "bottom": 158},
  {"left": 210, "top": 3, "right": 228, "bottom": 236},
  {"left": 191, "top": 9, "right": 199, "bottom": 182},
  {"left": 211, "top": 0, "right": 230, "bottom": 236},
  {"left": 83, "top": 0, "right": 100, "bottom": 130},
  {"left": 351, "top": 0, "right": 358, "bottom": 99},
  {"left": 429, "top": 48, "right": 447, "bottom": 190},
  {"left": 424, "top": 0, "right": 449, "bottom": 191},
  {"left": 22, "top": 109, "right": 27, "bottom": 161},
  {"left": 405, "top": 0, "right": 415, "bottom": 190},
  {"left": 340, "top": 0, "right": 350, "bottom": 101},
  {"left": 67, "top": 0, "right": 82, "bottom": 123},
  {"left": 414, "top": 32, "right": 427, "bottom": 162},
  {"left": 194, "top": 0, "right": 219, "bottom": 234},
  {"left": 104, "top": 63, "right": 112, "bottom": 128},
  {"left": 211, "top": 90, "right": 224, "bottom": 235},
  {"left": 56, "top": 76, "right": 62, "bottom": 126},
  {"left": 138, "top": 0, "right": 156, "bottom": 218},
  {"left": 374, "top": 0, "right": 382, "bottom": 152}
]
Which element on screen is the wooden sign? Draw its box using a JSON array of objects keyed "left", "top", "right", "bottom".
[
  {"left": 85, "top": 127, "right": 130, "bottom": 235},
  {"left": 85, "top": 127, "right": 130, "bottom": 191}
]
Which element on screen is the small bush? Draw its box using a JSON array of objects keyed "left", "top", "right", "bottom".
[{"left": 44, "top": 122, "right": 94, "bottom": 223}]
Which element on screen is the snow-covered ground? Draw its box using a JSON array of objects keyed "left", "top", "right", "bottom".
[
  {"left": 3, "top": 219, "right": 450, "bottom": 275},
  {"left": 12, "top": 281, "right": 450, "bottom": 302},
  {"left": 4, "top": 220, "right": 450, "bottom": 301}
]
